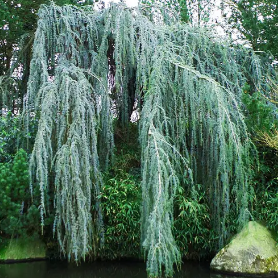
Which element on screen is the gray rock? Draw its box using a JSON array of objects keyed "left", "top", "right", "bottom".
[{"left": 210, "top": 221, "right": 278, "bottom": 275}]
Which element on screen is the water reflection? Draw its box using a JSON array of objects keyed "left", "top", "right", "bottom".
[
  {"left": 0, "top": 261, "right": 146, "bottom": 278},
  {"left": 177, "top": 261, "right": 211, "bottom": 278},
  {"left": 0, "top": 260, "right": 260, "bottom": 278}
]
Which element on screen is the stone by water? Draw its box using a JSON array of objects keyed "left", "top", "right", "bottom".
[{"left": 211, "top": 221, "right": 278, "bottom": 275}]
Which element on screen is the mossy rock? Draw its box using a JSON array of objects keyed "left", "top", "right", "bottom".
[
  {"left": 0, "top": 237, "right": 46, "bottom": 262},
  {"left": 210, "top": 221, "right": 278, "bottom": 275}
]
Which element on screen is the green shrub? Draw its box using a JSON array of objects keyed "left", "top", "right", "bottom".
[
  {"left": 174, "top": 185, "right": 215, "bottom": 259},
  {"left": 0, "top": 112, "right": 38, "bottom": 163},
  {"left": 242, "top": 88, "right": 278, "bottom": 236},
  {"left": 100, "top": 171, "right": 141, "bottom": 259},
  {"left": 242, "top": 90, "right": 278, "bottom": 135},
  {"left": 0, "top": 112, "right": 20, "bottom": 162},
  {"left": 0, "top": 149, "right": 40, "bottom": 240}
]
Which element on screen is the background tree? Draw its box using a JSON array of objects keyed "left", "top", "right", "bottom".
[
  {"left": 186, "top": 0, "right": 215, "bottom": 25},
  {"left": 221, "top": 0, "right": 278, "bottom": 59},
  {"left": 0, "top": 0, "right": 96, "bottom": 113},
  {"left": 139, "top": 0, "right": 190, "bottom": 22},
  {"left": 139, "top": 0, "right": 214, "bottom": 24}
]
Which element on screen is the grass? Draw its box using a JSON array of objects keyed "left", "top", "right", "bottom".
[{"left": 0, "top": 237, "right": 46, "bottom": 261}]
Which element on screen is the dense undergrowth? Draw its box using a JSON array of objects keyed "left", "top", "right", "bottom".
[{"left": 242, "top": 89, "right": 278, "bottom": 240}]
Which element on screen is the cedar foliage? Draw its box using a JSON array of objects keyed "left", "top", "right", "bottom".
[{"left": 22, "top": 2, "right": 276, "bottom": 277}]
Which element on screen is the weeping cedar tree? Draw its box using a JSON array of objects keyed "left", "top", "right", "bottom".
[{"left": 22, "top": 2, "right": 276, "bottom": 277}]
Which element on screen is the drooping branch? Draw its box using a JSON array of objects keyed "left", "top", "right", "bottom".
[
  {"left": 140, "top": 30, "right": 259, "bottom": 275},
  {"left": 29, "top": 62, "right": 109, "bottom": 260}
]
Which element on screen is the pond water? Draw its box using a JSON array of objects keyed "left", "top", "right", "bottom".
[{"left": 0, "top": 260, "right": 256, "bottom": 278}]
